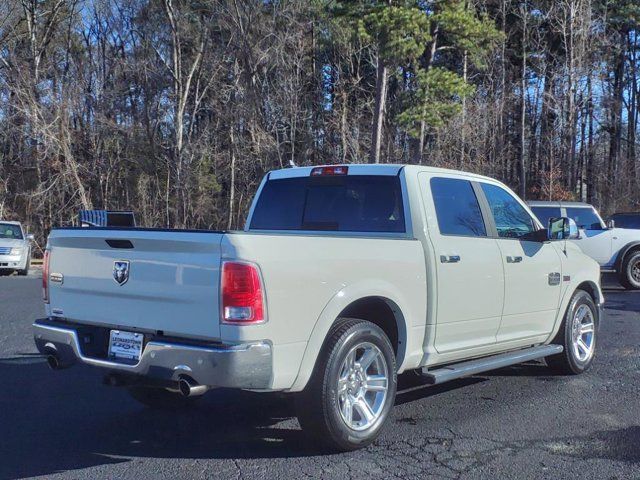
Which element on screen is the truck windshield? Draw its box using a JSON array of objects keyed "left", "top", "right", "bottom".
[
  {"left": 250, "top": 175, "right": 405, "bottom": 233},
  {"left": 0, "top": 223, "right": 23, "bottom": 239}
]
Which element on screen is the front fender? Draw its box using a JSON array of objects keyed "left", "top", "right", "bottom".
[
  {"left": 287, "top": 279, "right": 425, "bottom": 392},
  {"left": 546, "top": 254, "right": 603, "bottom": 343}
]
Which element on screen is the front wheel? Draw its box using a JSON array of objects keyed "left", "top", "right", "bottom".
[
  {"left": 296, "top": 318, "right": 397, "bottom": 451},
  {"left": 18, "top": 256, "right": 30, "bottom": 276},
  {"left": 620, "top": 250, "right": 640, "bottom": 290},
  {"left": 547, "top": 290, "right": 598, "bottom": 375}
]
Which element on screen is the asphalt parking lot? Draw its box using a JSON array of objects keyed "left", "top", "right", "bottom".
[{"left": 0, "top": 274, "right": 639, "bottom": 480}]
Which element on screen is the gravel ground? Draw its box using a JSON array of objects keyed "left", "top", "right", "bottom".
[{"left": 0, "top": 274, "right": 638, "bottom": 480}]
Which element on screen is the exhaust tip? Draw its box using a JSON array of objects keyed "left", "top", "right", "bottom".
[
  {"left": 178, "top": 377, "right": 208, "bottom": 397},
  {"left": 178, "top": 379, "right": 191, "bottom": 397},
  {"left": 46, "top": 355, "right": 59, "bottom": 370}
]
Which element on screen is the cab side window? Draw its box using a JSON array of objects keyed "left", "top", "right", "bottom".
[
  {"left": 430, "top": 178, "right": 487, "bottom": 237},
  {"left": 480, "top": 183, "right": 536, "bottom": 239}
]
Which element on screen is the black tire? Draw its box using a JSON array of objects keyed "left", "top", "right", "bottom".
[
  {"left": 295, "top": 318, "right": 397, "bottom": 451},
  {"left": 127, "top": 386, "right": 199, "bottom": 410},
  {"left": 547, "top": 290, "right": 598, "bottom": 375},
  {"left": 620, "top": 250, "right": 640, "bottom": 290},
  {"left": 18, "top": 256, "right": 30, "bottom": 276}
]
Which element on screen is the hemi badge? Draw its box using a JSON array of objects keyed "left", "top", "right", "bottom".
[
  {"left": 548, "top": 272, "right": 561, "bottom": 286},
  {"left": 50, "top": 272, "right": 64, "bottom": 284},
  {"left": 563, "top": 275, "right": 571, "bottom": 282}
]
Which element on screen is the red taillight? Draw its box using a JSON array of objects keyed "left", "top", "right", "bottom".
[
  {"left": 42, "top": 250, "right": 50, "bottom": 304},
  {"left": 310, "top": 166, "right": 348, "bottom": 176},
  {"left": 221, "top": 261, "right": 265, "bottom": 323}
]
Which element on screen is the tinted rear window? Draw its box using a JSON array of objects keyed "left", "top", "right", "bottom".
[
  {"left": 531, "top": 207, "right": 562, "bottom": 228},
  {"left": 249, "top": 175, "right": 405, "bottom": 233},
  {"left": 430, "top": 178, "right": 486, "bottom": 237}
]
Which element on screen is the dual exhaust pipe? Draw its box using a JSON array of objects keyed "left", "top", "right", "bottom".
[
  {"left": 44, "top": 348, "right": 73, "bottom": 370},
  {"left": 46, "top": 348, "right": 208, "bottom": 398}
]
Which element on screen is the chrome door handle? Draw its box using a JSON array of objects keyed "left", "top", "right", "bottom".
[
  {"left": 506, "top": 256, "right": 523, "bottom": 263},
  {"left": 440, "top": 255, "right": 461, "bottom": 263}
]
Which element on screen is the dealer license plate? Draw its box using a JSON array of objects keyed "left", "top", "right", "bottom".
[{"left": 108, "top": 330, "right": 143, "bottom": 361}]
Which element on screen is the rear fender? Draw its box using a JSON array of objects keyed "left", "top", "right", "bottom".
[{"left": 287, "top": 280, "right": 421, "bottom": 393}]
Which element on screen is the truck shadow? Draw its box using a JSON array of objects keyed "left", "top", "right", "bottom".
[
  {"left": 2, "top": 355, "right": 639, "bottom": 479},
  {"left": 0, "top": 358, "right": 489, "bottom": 479}
]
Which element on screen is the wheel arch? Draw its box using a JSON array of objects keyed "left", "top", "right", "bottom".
[
  {"left": 338, "top": 296, "right": 406, "bottom": 359},
  {"left": 287, "top": 288, "right": 414, "bottom": 393},
  {"left": 549, "top": 275, "right": 603, "bottom": 341},
  {"left": 614, "top": 241, "right": 640, "bottom": 271}
]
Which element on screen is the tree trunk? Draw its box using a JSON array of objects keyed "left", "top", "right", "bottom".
[{"left": 370, "top": 55, "right": 388, "bottom": 164}]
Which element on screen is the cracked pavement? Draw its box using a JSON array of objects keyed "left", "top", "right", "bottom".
[{"left": 0, "top": 275, "right": 639, "bottom": 479}]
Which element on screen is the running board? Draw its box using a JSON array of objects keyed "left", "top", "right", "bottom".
[{"left": 421, "top": 344, "right": 563, "bottom": 385}]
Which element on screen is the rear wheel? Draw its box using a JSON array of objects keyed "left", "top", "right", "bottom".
[
  {"left": 296, "top": 318, "right": 397, "bottom": 451},
  {"left": 620, "top": 250, "right": 640, "bottom": 290},
  {"left": 547, "top": 290, "right": 597, "bottom": 375},
  {"left": 127, "top": 386, "right": 199, "bottom": 410}
]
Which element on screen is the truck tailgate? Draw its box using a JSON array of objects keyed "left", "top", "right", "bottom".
[{"left": 47, "top": 228, "right": 223, "bottom": 340}]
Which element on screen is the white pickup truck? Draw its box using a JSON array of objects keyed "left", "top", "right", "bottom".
[
  {"left": 529, "top": 201, "right": 640, "bottom": 290},
  {"left": 35, "top": 165, "right": 604, "bottom": 451}
]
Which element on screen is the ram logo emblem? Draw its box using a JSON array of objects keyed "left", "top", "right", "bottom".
[{"left": 113, "top": 260, "right": 130, "bottom": 286}]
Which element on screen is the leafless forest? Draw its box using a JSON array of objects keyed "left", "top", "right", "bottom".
[{"left": 0, "top": 0, "right": 639, "bottom": 245}]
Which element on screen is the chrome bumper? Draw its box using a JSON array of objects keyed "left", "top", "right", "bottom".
[{"left": 33, "top": 319, "right": 273, "bottom": 389}]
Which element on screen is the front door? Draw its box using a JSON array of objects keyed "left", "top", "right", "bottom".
[
  {"left": 565, "top": 206, "right": 613, "bottom": 266},
  {"left": 479, "top": 183, "right": 562, "bottom": 341},
  {"left": 421, "top": 174, "right": 505, "bottom": 353}
]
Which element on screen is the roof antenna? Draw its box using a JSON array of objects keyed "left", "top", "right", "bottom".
[{"left": 288, "top": 159, "right": 297, "bottom": 168}]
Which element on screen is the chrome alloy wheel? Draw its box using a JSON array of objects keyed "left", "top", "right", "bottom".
[
  {"left": 571, "top": 304, "right": 595, "bottom": 363},
  {"left": 631, "top": 258, "right": 640, "bottom": 283},
  {"left": 337, "top": 342, "right": 389, "bottom": 431}
]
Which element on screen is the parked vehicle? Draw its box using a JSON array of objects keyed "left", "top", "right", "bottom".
[
  {"left": 608, "top": 212, "right": 640, "bottom": 230},
  {"left": 35, "top": 165, "right": 603, "bottom": 451},
  {"left": 529, "top": 201, "right": 640, "bottom": 289},
  {"left": 78, "top": 210, "right": 136, "bottom": 227},
  {"left": 0, "top": 221, "right": 34, "bottom": 276}
]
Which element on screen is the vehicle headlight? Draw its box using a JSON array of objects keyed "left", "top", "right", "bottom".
[{"left": 10, "top": 247, "right": 23, "bottom": 255}]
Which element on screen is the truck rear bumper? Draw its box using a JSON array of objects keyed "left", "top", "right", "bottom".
[{"left": 33, "top": 319, "right": 273, "bottom": 390}]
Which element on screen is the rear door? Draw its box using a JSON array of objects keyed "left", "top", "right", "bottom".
[
  {"left": 421, "top": 174, "right": 504, "bottom": 353},
  {"left": 479, "top": 183, "right": 562, "bottom": 341},
  {"left": 47, "top": 228, "right": 224, "bottom": 340}
]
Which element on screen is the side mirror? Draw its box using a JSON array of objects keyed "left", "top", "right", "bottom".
[
  {"left": 548, "top": 217, "right": 580, "bottom": 241},
  {"left": 26, "top": 234, "right": 35, "bottom": 242},
  {"left": 607, "top": 219, "right": 615, "bottom": 229}
]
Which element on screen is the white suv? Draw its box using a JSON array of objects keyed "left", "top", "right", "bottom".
[
  {"left": 0, "top": 221, "right": 34, "bottom": 276},
  {"left": 529, "top": 201, "right": 640, "bottom": 289}
]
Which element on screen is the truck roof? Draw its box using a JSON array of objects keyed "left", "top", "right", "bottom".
[
  {"left": 0, "top": 220, "right": 22, "bottom": 225},
  {"left": 527, "top": 200, "right": 593, "bottom": 208},
  {"left": 269, "top": 164, "right": 499, "bottom": 184}
]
